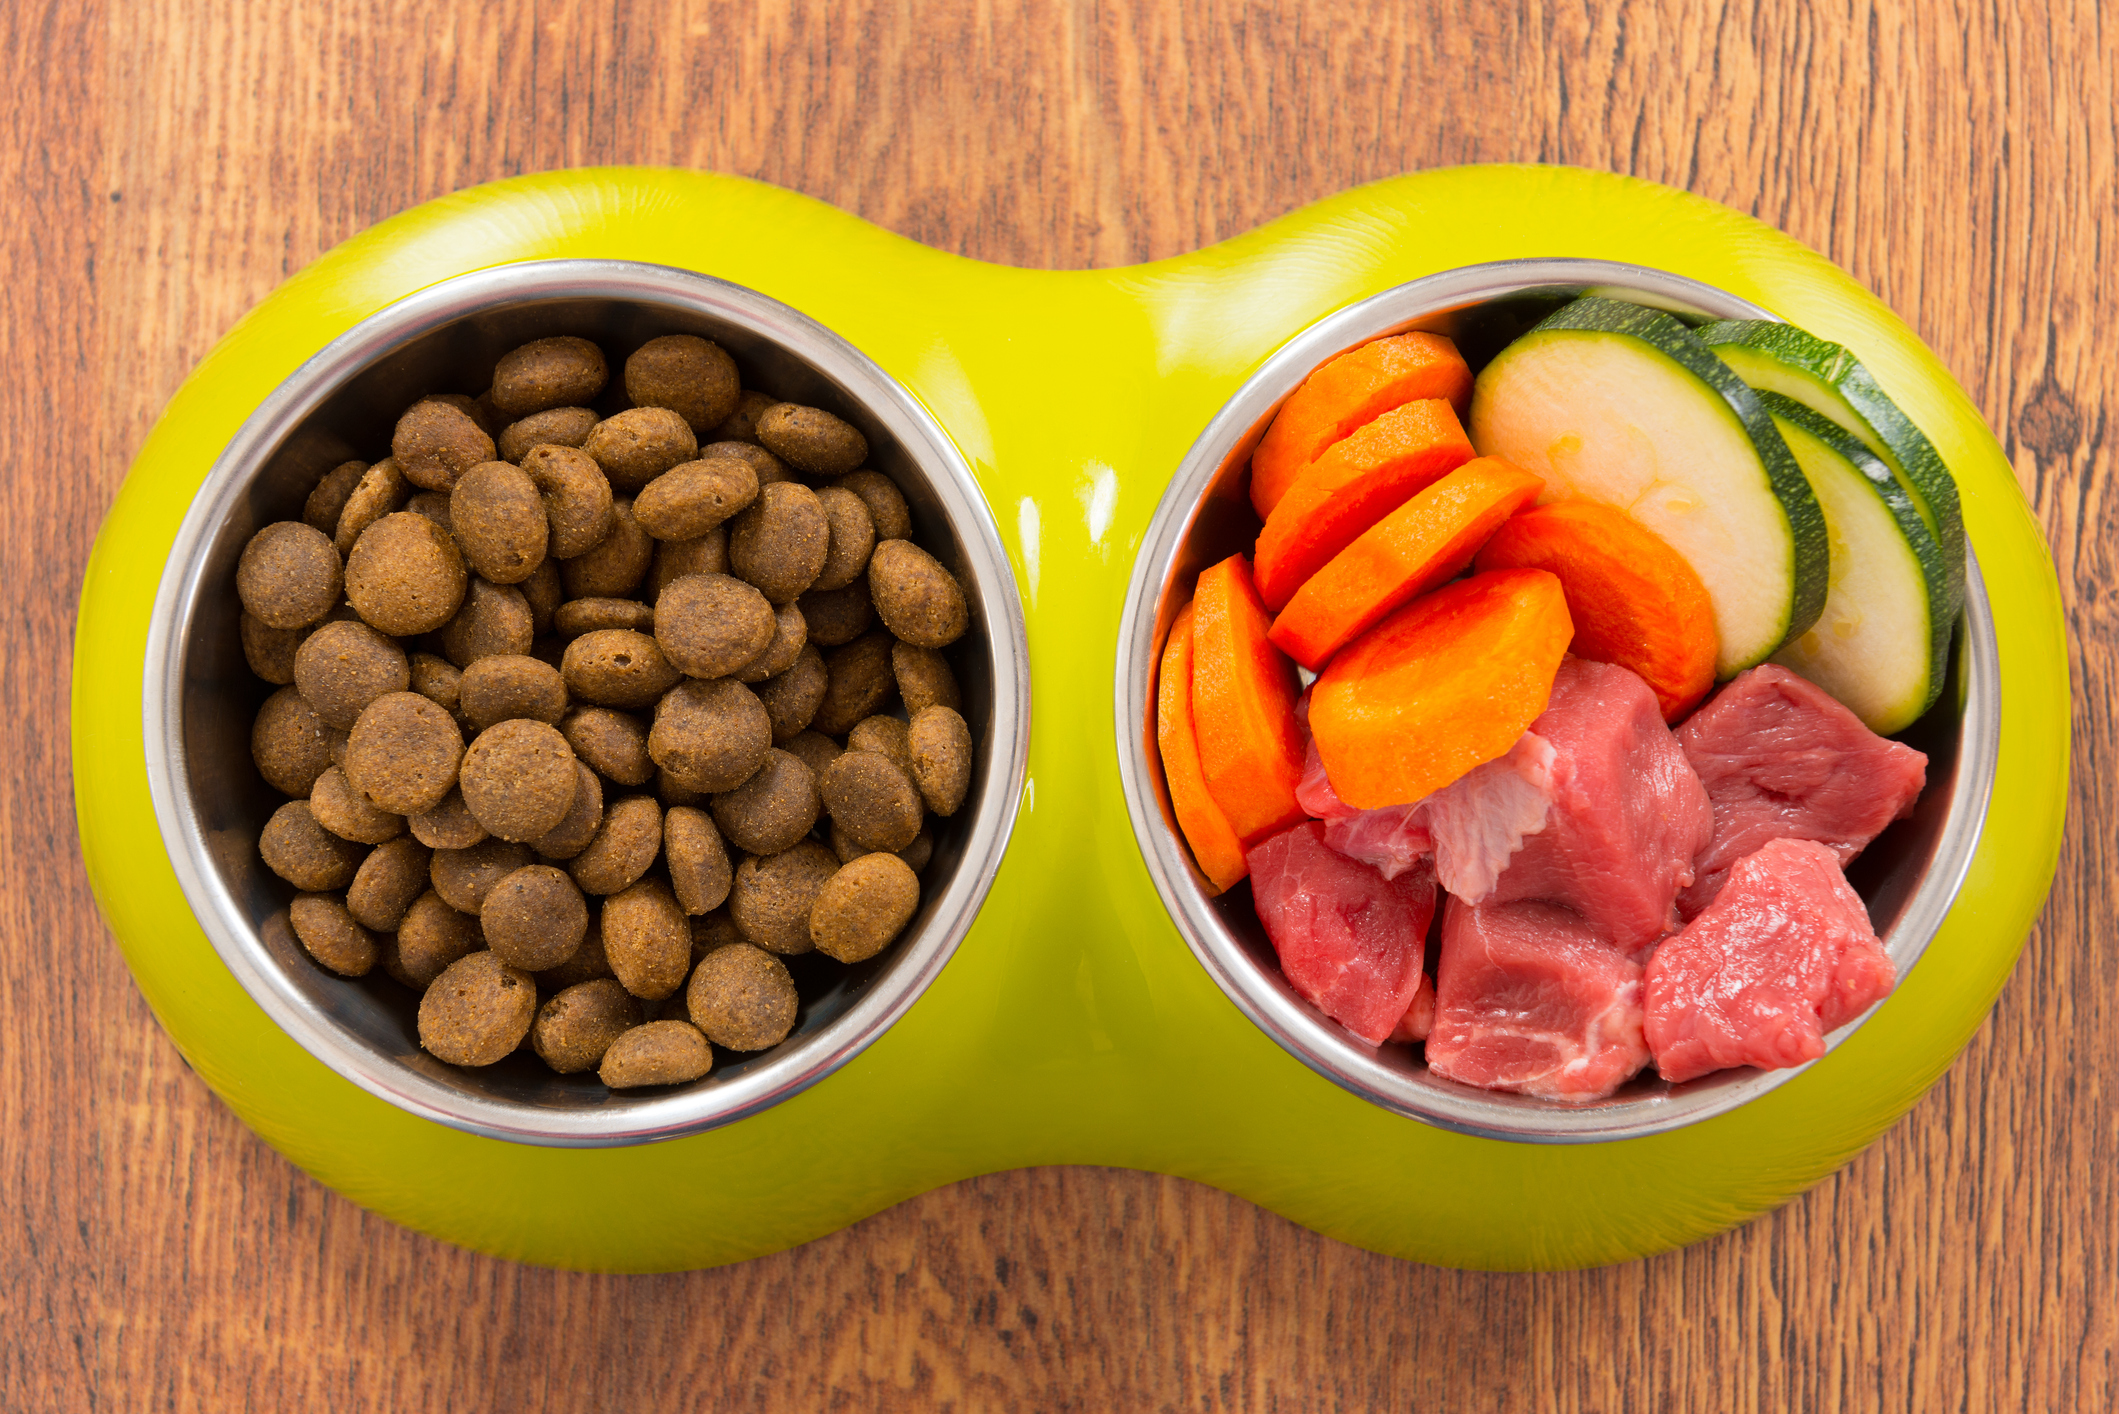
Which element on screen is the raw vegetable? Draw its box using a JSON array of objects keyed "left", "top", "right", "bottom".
[
  {"left": 1190, "top": 554, "right": 1308, "bottom": 846},
  {"left": 1468, "top": 296, "right": 1827, "bottom": 678},
  {"left": 1253, "top": 398, "right": 1475, "bottom": 610},
  {"left": 1268, "top": 457, "right": 1545, "bottom": 672},
  {"left": 1756, "top": 393, "right": 1951, "bottom": 733},
  {"left": 1308, "top": 567, "right": 1572, "bottom": 809},
  {"left": 1249, "top": 332, "right": 1473, "bottom": 520},
  {"left": 1156, "top": 600, "right": 1251, "bottom": 892},
  {"left": 1472, "top": 498, "right": 1718, "bottom": 721}
]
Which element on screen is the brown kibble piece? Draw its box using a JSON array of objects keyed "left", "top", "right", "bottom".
[
  {"left": 440, "top": 577, "right": 534, "bottom": 667},
  {"left": 294, "top": 619, "right": 410, "bottom": 729},
  {"left": 692, "top": 909, "right": 743, "bottom": 959},
  {"left": 252, "top": 687, "right": 345, "bottom": 796},
  {"left": 817, "top": 750, "right": 923, "bottom": 853},
  {"left": 533, "top": 761, "right": 604, "bottom": 860},
  {"left": 344, "top": 691, "right": 464, "bottom": 816},
  {"left": 459, "top": 655, "right": 568, "bottom": 729},
  {"left": 409, "top": 788, "right": 488, "bottom": 849},
  {"left": 499, "top": 407, "right": 600, "bottom": 463},
  {"left": 734, "top": 602, "right": 807, "bottom": 684},
  {"left": 237, "top": 521, "right": 342, "bottom": 630},
  {"left": 394, "top": 397, "right": 496, "bottom": 492},
  {"left": 649, "top": 677, "right": 772, "bottom": 793},
  {"left": 892, "top": 642, "right": 962, "bottom": 715},
  {"left": 304, "top": 459, "right": 369, "bottom": 535},
  {"left": 517, "top": 444, "right": 614, "bottom": 560},
  {"left": 897, "top": 826, "right": 934, "bottom": 873},
  {"left": 583, "top": 406, "right": 700, "bottom": 493},
  {"left": 449, "top": 461, "right": 548, "bottom": 584},
  {"left": 710, "top": 748, "right": 819, "bottom": 856},
  {"left": 657, "top": 767, "right": 707, "bottom": 808},
  {"left": 756, "top": 403, "right": 868, "bottom": 476},
  {"left": 703, "top": 440, "right": 793, "bottom": 488},
  {"left": 813, "top": 630, "right": 897, "bottom": 735},
  {"left": 289, "top": 894, "right": 379, "bottom": 977},
  {"left": 492, "top": 336, "right": 608, "bottom": 417},
  {"left": 260, "top": 800, "right": 367, "bottom": 890},
  {"left": 602, "top": 877, "right": 691, "bottom": 1000},
  {"left": 654, "top": 573, "right": 774, "bottom": 680},
  {"left": 482, "top": 864, "right": 589, "bottom": 971},
  {"left": 847, "top": 716, "right": 916, "bottom": 785},
  {"left": 308, "top": 764, "right": 406, "bottom": 844},
  {"left": 553, "top": 597, "right": 654, "bottom": 637},
  {"left": 346, "top": 835, "right": 432, "bottom": 931},
  {"left": 799, "top": 577, "right": 875, "bottom": 647},
  {"left": 406, "top": 490, "right": 454, "bottom": 533},
  {"left": 560, "top": 498, "right": 652, "bottom": 598},
  {"left": 531, "top": 978, "right": 638, "bottom": 1073},
  {"left": 418, "top": 951, "right": 536, "bottom": 1066},
  {"left": 811, "top": 486, "right": 876, "bottom": 593},
  {"left": 868, "top": 539, "right": 969, "bottom": 648},
  {"left": 562, "top": 628, "right": 681, "bottom": 708},
  {"left": 520, "top": 559, "right": 564, "bottom": 635},
  {"left": 687, "top": 942, "right": 798, "bottom": 1048},
  {"left": 780, "top": 729, "right": 842, "bottom": 779},
  {"left": 712, "top": 389, "right": 780, "bottom": 444},
  {"left": 624, "top": 335, "right": 739, "bottom": 434},
  {"left": 727, "top": 841, "right": 838, "bottom": 954},
  {"left": 460, "top": 719, "right": 579, "bottom": 842},
  {"left": 650, "top": 529, "right": 729, "bottom": 600},
  {"left": 430, "top": 838, "right": 532, "bottom": 914},
  {"left": 810, "top": 853, "right": 921, "bottom": 963},
  {"left": 834, "top": 470, "right": 913, "bottom": 542},
  {"left": 633, "top": 456, "right": 759, "bottom": 541},
  {"left": 345, "top": 511, "right": 467, "bottom": 636},
  {"left": 728, "top": 482, "right": 829, "bottom": 604},
  {"left": 599, "top": 1020, "right": 713, "bottom": 1087},
  {"left": 754, "top": 643, "right": 828, "bottom": 743},
  {"left": 568, "top": 794, "right": 663, "bottom": 895},
  {"left": 663, "top": 806, "right": 734, "bottom": 915},
  {"left": 240, "top": 611, "right": 300, "bottom": 685},
  {"left": 537, "top": 921, "right": 614, "bottom": 990},
  {"left": 560, "top": 707, "right": 653, "bottom": 786},
  {"left": 408, "top": 652, "right": 463, "bottom": 714},
  {"left": 332, "top": 458, "right": 410, "bottom": 557},
  {"left": 392, "top": 891, "right": 484, "bottom": 989},
  {"left": 908, "top": 705, "right": 974, "bottom": 816}
]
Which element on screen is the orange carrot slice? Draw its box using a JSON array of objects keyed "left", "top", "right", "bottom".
[
  {"left": 1268, "top": 457, "right": 1545, "bottom": 672},
  {"left": 1249, "top": 333, "right": 1473, "bottom": 521},
  {"left": 1310, "top": 568, "right": 1573, "bottom": 809},
  {"left": 1157, "top": 601, "right": 1250, "bottom": 892},
  {"left": 1253, "top": 399, "right": 1475, "bottom": 611},
  {"left": 1473, "top": 500, "right": 1719, "bottom": 721},
  {"left": 1191, "top": 555, "right": 1308, "bottom": 846}
]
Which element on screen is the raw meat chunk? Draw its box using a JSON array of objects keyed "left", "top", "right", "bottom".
[
  {"left": 1388, "top": 972, "right": 1436, "bottom": 1044},
  {"left": 1644, "top": 837, "right": 1897, "bottom": 1084},
  {"left": 1425, "top": 897, "right": 1650, "bottom": 1102},
  {"left": 1419, "top": 731, "right": 1556, "bottom": 900},
  {"left": 1487, "top": 657, "right": 1713, "bottom": 954},
  {"left": 1248, "top": 821, "right": 1437, "bottom": 1044},
  {"left": 1676, "top": 665, "right": 1927, "bottom": 917}
]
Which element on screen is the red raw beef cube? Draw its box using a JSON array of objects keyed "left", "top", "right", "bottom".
[
  {"left": 1247, "top": 821, "right": 1437, "bottom": 1044},
  {"left": 1644, "top": 837, "right": 1897, "bottom": 1084},
  {"left": 1425, "top": 897, "right": 1651, "bottom": 1103},
  {"left": 1676, "top": 664, "right": 1927, "bottom": 917},
  {"left": 1487, "top": 657, "right": 1714, "bottom": 954},
  {"left": 1388, "top": 971, "right": 1437, "bottom": 1044}
]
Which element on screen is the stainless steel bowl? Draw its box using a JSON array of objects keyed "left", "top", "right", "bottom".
[
  {"left": 1116, "top": 258, "right": 1998, "bottom": 1143},
  {"left": 145, "top": 260, "right": 1030, "bottom": 1147}
]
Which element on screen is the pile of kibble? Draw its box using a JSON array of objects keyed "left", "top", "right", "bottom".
[{"left": 236, "top": 332, "right": 975, "bottom": 1090}]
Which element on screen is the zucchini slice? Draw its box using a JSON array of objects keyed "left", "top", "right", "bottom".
[
  {"left": 1695, "top": 318, "right": 1965, "bottom": 630},
  {"left": 1469, "top": 297, "right": 1828, "bottom": 678},
  {"left": 1759, "top": 393, "right": 1951, "bottom": 733}
]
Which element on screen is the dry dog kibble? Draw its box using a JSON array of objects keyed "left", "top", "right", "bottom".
[
  {"left": 516, "top": 444, "right": 614, "bottom": 559},
  {"left": 440, "top": 577, "right": 534, "bottom": 666},
  {"left": 780, "top": 729, "right": 842, "bottom": 779},
  {"left": 834, "top": 470, "right": 913, "bottom": 542},
  {"left": 692, "top": 909, "right": 743, "bottom": 958},
  {"left": 687, "top": 943, "right": 798, "bottom": 1049},
  {"left": 409, "top": 787, "right": 488, "bottom": 850},
  {"left": 625, "top": 335, "right": 739, "bottom": 434},
  {"left": 498, "top": 406, "right": 600, "bottom": 463},
  {"left": 568, "top": 794, "right": 663, "bottom": 895},
  {"left": 654, "top": 573, "right": 774, "bottom": 680},
  {"left": 492, "top": 336, "right": 608, "bottom": 417},
  {"left": 346, "top": 835, "right": 432, "bottom": 931},
  {"left": 813, "top": 631, "right": 897, "bottom": 735},
  {"left": 308, "top": 764, "right": 405, "bottom": 844},
  {"left": 898, "top": 825, "right": 934, "bottom": 873},
  {"left": 240, "top": 611, "right": 300, "bottom": 685},
  {"left": 459, "top": 654, "right": 568, "bottom": 729},
  {"left": 450, "top": 461, "right": 548, "bottom": 584},
  {"left": 664, "top": 806, "right": 734, "bottom": 915},
  {"left": 294, "top": 619, "right": 410, "bottom": 729},
  {"left": 260, "top": 800, "right": 367, "bottom": 890},
  {"left": 521, "top": 559, "right": 564, "bottom": 635},
  {"left": 406, "top": 490, "right": 454, "bottom": 533},
  {"left": 633, "top": 456, "right": 759, "bottom": 542},
  {"left": 418, "top": 951, "right": 536, "bottom": 1066},
  {"left": 756, "top": 403, "right": 868, "bottom": 476},
  {"left": 847, "top": 716, "right": 916, "bottom": 785},
  {"left": 537, "top": 921, "right": 613, "bottom": 991},
  {"left": 799, "top": 577, "right": 875, "bottom": 647},
  {"left": 583, "top": 406, "right": 700, "bottom": 493},
  {"left": 753, "top": 644, "right": 828, "bottom": 743},
  {"left": 818, "top": 751, "right": 923, "bottom": 854},
  {"left": 482, "top": 864, "right": 589, "bottom": 971},
  {"left": 253, "top": 687, "right": 346, "bottom": 796},
  {"left": 345, "top": 511, "right": 467, "bottom": 635},
  {"left": 650, "top": 529, "right": 729, "bottom": 600},
  {"left": 560, "top": 706, "right": 653, "bottom": 786},
  {"left": 393, "top": 397, "right": 496, "bottom": 492},
  {"left": 734, "top": 603, "right": 807, "bottom": 684},
  {"left": 810, "top": 853, "right": 920, "bottom": 963},
  {"left": 711, "top": 748, "right": 820, "bottom": 856},
  {"left": 289, "top": 894, "right": 379, "bottom": 977},
  {"left": 553, "top": 597, "right": 654, "bottom": 637},
  {"left": 305, "top": 460, "right": 368, "bottom": 534},
  {"left": 811, "top": 487, "right": 876, "bottom": 593},
  {"left": 868, "top": 540, "right": 969, "bottom": 648},
  {"left": 892, "top": 642, "right": 961, "bottom": 715},
  {"left": 531, "top": 978, "right": 638, "bottom": 1074},
  {"left": 563, "top": 628, "right": 682, "bottom": 708},
  {"left": 408, "top": 651, "right": 463, "bottom": 715},
  {"left": 460, "top": 719, "right": 579, "bottom": 842},
  {"left": 560, "top": 498, "right": 653, "bottom": 598},
  {"left": 533, "top": 761, "right": 604, "bottom": 860},
  {"left": 657, "top": 767, "right": 706, "bottom": 808},
  {"left": 389, "top": 891, "right": 484, "bottom": 990},
  {"left": 728, "top": 841, "right": 838, "bottom": 954},
  {"left": 713, "top": 389, "right": 780, "bottom": 444},
  {"left": 599, "top": 1020, "right": 713, "bottom": 1088},
  {"left": 344, "top": 691, "right": 463, "bottom": 816},
  {"left": 908, "top": 706, "right": 974, "bottom": 816},
  {"left": 703, "top": 440, "right": 792, "bottom": 488},
  {"left": 237, "top": 521, "right": 342, "bottom": 630},
  {"left": 333, "top": 458, "right": 409, "bottom": 556},
  {"left": 729, "top": 482, "right": 829, "bottom": 604},
  {"left": 430, "top": 838, "right": 533, "bottom": 914},
  {"left": 649, "top": 677, "right": 771, "bottom": 793},
  {"left": 603, "top": 876, "right": 691, "bottom": 1000}
]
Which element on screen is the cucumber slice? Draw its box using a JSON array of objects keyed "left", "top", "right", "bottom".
[
  {"left": 1758, "top": 393, "right": 1951, "bottom": 733},
  {"left": 1695, "top": 319, "right": 1966, "bottom": 630},
  {"left": 1469, "top": 297, "right": 1828, "bottom": 678}
]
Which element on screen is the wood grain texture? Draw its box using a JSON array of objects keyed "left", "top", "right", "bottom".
[{"left": 3, "top": 0, "right": 2110, "bottom": 1407}]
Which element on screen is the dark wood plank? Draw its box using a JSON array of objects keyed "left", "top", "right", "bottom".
[{"left": 2, "top": 0, "right": 2109, "bottom": 1407}]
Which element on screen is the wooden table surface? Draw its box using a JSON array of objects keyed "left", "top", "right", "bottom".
[{"left": 5, "top": 1, "right": 2109, "bottom": 1408}]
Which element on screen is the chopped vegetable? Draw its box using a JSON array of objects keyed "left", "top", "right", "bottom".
[
  {"left": 1190, "top": 554, "right": 1308, "bottom": 846},
  {"left": 1156, "top": 600, "right": 1251, "bottom": 892}
]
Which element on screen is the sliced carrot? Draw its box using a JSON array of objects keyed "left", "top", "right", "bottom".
[
  {"left": 1268, "top": 457, "right": 1545, "bottom": 672},
  {"left": 1473, "top": 500, "right": 1719, "bottom": 721},
  {"left": 1249, "top": 333, "right": 1473, "bottom": 521},
  {"left": 1253, "top": 399, "right": 1475, "bottom": 611},
  {"left": 1157, "top": 601, "right": 1250, "bottom": 892},
  {"left": 1309, "top": 568, "right": 1572, "bottom": 809},
  {"left": 1191, "top": 555, "right": 1308, "bottom": 847}
]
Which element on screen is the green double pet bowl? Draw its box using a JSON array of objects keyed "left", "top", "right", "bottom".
[{"left": 74, "top": 165, "right": 2067, "bottom": 1272}]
